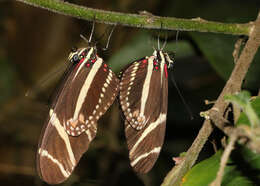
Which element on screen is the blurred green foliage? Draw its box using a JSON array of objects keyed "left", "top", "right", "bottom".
[
  {"left": 182, "top": 147, "right": 260, "bottom": 186},
  {"left": 0, "top": 58, "right": 16, "bottom": 106}
]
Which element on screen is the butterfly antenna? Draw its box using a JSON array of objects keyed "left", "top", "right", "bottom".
[
  {"left": 175, "top": 30, "right": 180, "bottom": 50},
  {"left": 88, "top": 21, "right": 95, "bottom": 43},
  {"left": 157, "top": 35, "right": 161, "bottom": 50},
  {"left": 80, "top": 34, "right": 89, "bottom": 44},
  {"left": 170, "top": 73, "right": 194, "bottom": 120},
  {"left": 104, "top": 25, "right": 116, "bottom": 50},
  {"left": 161, "top": 35, "right": 167, "bottom": 50}
]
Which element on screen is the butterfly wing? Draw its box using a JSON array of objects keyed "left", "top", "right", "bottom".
[
  {"left": 37, "top": 49, "right": 119, "bottom": 184},
  {"left": 120, "top": 54, "right": 168, "bottom": 173}
]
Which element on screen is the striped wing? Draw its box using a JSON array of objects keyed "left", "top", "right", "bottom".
[
  {"left": 63, "top": 57, "right": 119, "bottom": 136},
  {"left": 120, "top": 55, "right": 168, "bottom": 173},
  {"left": 37, "top": 53, "right": 119, "bottom": 184}
]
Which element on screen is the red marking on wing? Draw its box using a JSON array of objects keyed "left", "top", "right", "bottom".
[
  {"left": 164, "top": 64, "right": 168, "bottom": 78},
  {"left": 76, "top": 58, "right": 85, "bottom": 69}
]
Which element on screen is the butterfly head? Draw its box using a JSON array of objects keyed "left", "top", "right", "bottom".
[
  {"left": 68, "top": 46, "right": 97, "bottom": 64},
  {"left": 153, "top": 50, "right": 174, "bottom": 69}
]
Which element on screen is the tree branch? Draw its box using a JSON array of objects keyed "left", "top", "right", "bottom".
[
  {"left": 16, "top": 0, "right": 252, "bottom": 35},
  {"left": 162, "top": 11, "right": 260, "bottom": 186},
  {"left": 210, "top": 133, "right": 238, "bottom": 186},
  {"left": 208, "top": 109, "right": 260, "bottom": 154}
]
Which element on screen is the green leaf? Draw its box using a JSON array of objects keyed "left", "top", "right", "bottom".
[
  {"left": 239, "top": 146, "right": 260, "bottom": 170},
  {"left": 182, "top": 151, "right": 223, "bottom": 186},
  {"left": 236, "top": 97, "right": 260, "bottom": 127},
  {"left": 222, "top": 170, "right": 253, "bottom": 186},
  {"left": 222, "top": 146, "right": 260, "bottom": 186},
  {"left": 189, "top": 32, "right": 260, "bottom": 90},
  {"left": 189, "top": 32, "right": 235, "bottom": 80},
  {"left": 182, "top": 148, "right": 259, "bottom": 186},
  {"left": 224, "top": 91, "right": 251, "bottom": 108},
  {"left": 225, "top": 91, "right": 260, "bottom": 128}
]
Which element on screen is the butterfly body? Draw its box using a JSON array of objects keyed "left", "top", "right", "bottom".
[
  {"left": 37, "top": 46, "right": 119, "bottom": 184},
  {"left": 119, "top": 50, "right": 173, "bottom": 173}
]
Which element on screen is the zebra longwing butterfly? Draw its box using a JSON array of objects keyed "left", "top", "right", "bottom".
[
  {"left": 37, "top": 46, "right": 119, "bottom": 184},
  {"left": 119, "top": 49, "right": 173, "bottom": 173}
]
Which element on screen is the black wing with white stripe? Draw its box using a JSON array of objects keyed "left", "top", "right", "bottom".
[
  {"left": 119, "top": 50, "right": 173, "bottom": 173},
  {"left": 37, "top": 47, "right": 119, "bottom": 184}
]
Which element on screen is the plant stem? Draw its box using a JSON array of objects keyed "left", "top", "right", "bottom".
[
  {"left": 210, "top": 133, "right": 237, "bottom": 186},
  {"left": 16, "top": 0, "right": 252, "bottom": 36}
]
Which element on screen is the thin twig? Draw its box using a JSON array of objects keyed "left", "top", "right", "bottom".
[
  {"left": 210, "top": 133, "right": 238, "bottom": 186},
  {"left": 209, "top": 109, "right": 260, "bottom": 153},
  {"left": 162, "top": 11, "right": 260, "bottom": 186},
  {"left": 208, "top": 109, "right": 235, "bottom": 136},
  {"left": 16, "top": 0, "right": 252, "bottom": 35},
  {"left": 233, "top": 38, "right": 243, "bottom": 63}
]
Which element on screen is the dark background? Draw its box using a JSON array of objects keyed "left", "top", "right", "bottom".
[{"left": 0, "top": 0, "right": 259, "bottom": 185}]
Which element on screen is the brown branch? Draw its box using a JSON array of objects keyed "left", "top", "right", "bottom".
[
  {"left": 208, "top": 109, "right": 235, "bottom": 135},
  {"left": 232, "top": 38, "right": 243, "bottom": 63},
  {"left": 162, "top": 11, "right": 260, "bottom": 186}
]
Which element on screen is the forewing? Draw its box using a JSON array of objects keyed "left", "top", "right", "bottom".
[
  {"left": 37, "top": 54, "right": 119, "bottom": 184},
  {"left": 120, "top": 57, "right": 163, "bottom": 130},
  {"left": 63, "top": 57, "right": 119, "bottom": 136}
]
